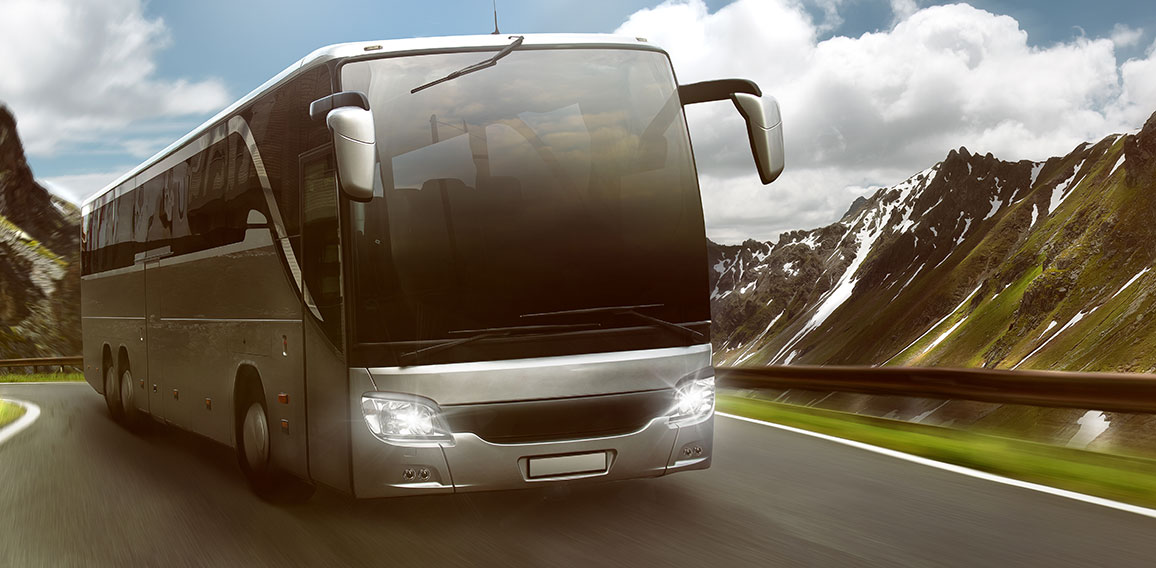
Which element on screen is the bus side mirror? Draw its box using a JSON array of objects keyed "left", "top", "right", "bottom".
[
  {"left": 679, "top": 79, "right": 785, "bottom": 185},
  {"left": 732, "top": 93, "right": 784, "bottom": 185},
  {"left": 311, "top": 91, "right": 376, "bottom": 202}
]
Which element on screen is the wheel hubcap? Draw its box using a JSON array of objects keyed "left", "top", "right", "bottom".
[
  {"left": 105, "top": 367, "right": 119, "bottom": 408},
  {"left": 242, "top": 403, "right": 269, "bottom": 471},
  {"left": 120, "top": 370, "right": 133, "bottom": 414}
]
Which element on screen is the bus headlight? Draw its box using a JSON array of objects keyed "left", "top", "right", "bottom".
[
  {"left": 669, "top": 375, "right": 715, "bottom": 426},
  {"left": 361, "top": 394, "right": 453, "bottom": 445}
]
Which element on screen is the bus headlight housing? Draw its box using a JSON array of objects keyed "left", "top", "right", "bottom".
[
  {"left": 669, "top": 374, "right": 715, "bottom": 426},
  {"left": 361, "top": 393, "right": 453, "bottom": 445}
]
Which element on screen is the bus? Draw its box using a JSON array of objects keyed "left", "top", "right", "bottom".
[{"left": 80, "top": 33, "right": 784, "bottom": 499}]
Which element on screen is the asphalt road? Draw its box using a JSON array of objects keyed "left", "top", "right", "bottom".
[{"left": 2, "top": 383, "right": 1155, "bottom": 567}]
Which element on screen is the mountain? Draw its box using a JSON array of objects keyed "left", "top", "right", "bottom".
[
  {"left": 0, "top": 106, "right": 81, "bottom": 359},
  {"left": 710, "top": 110, "right": 1156, "bottom": 373}
]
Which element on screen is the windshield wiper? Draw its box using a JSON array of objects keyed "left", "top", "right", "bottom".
[
  {"left": 411, "top": 35, "right": 524, "bottom": 94},
  {"left": 398, "top": 322, "right": 597, "bottom": 366},
  {"left": 520, "top": 304, "right": 707, "bottom": 343}
]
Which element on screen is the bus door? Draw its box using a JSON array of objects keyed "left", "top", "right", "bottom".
[{"left": 300, "top": 146, "right": 353, "bottom": 492}]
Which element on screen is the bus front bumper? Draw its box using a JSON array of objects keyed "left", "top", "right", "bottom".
[{"left": 350, "top": 412, "right": 713, "bottom": 499}]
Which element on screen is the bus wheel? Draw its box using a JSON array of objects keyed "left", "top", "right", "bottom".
[
  {"left": 240, "top": 400, "right": 271, "bottom": 481},
  {"left": 119, "top": 368, "right": 147, "bottom": 431},
  {"left": 104, "top": 365, "right": 123, "bottom": 422},
  {"left": 236, "top": 392, "right": 315, "bottom": 503}
]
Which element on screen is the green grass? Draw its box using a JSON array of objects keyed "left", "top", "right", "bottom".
[
  {"left": 719, "top": 394, "right": 1156, "bottom": 509},
  {"left": 0, "top": 372, "right": 84, "bottom": 383},
  {"left": 0, "top": 399, "right": 26, "bottom": 429}
]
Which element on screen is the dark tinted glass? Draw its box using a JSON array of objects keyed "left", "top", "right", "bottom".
[
  {"left": 81, "top": 67, "right": 331, "bottom": 276},
  {"left": 302, "top": 150, "right": 344, "bottom": 348},
  {"left": 341, "top": 48, "right": 708, "bottom": 344}
]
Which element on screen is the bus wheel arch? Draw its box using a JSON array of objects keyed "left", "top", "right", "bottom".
[{"left": 232, "top": 365, "right": 313, "bottom": 502}]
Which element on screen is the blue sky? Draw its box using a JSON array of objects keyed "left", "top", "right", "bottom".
[{"left": 2, "top": 0, "right": 1154, "bottom": 242}]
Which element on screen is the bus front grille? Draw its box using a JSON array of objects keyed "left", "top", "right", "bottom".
[{"left": 440, "top": 389, "right": 675, "bottom": 444}]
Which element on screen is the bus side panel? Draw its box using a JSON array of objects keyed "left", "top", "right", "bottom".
[
  {"left": 149, "top": 234, "right": 309, "bottom": 477},
  {"left": 80, "top": 267, "right": 147, "bottom": 400}
]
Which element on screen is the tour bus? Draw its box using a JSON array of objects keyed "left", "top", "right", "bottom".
[{"left": 80, "top": 33, "right": 784, "bottom": 499}]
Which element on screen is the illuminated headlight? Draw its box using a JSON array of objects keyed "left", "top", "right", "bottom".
[
  {"left": 361, "top": 394, "right": 453, "bottom": 445},
  {"left": 669, "top": 375, "right": 715, "bottom": 426}
]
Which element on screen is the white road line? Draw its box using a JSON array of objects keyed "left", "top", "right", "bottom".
[
  {"left": 717, "top": 411, "right": 1156, "bottom": 521},
  {"left": 0, "top": 399, "right": 41, "bottom": 446},
  {"left": 0, "top": 381, "right": 86, "bottom": 385}
]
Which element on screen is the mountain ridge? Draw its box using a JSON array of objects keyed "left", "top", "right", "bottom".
[
  {"left": 710, "top": 110, "right": 1156, "bottom": 373},
  {"left": 0, "top": 106, "right": 81, "bottom": 359}
]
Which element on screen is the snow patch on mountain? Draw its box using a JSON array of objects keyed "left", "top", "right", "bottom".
[
  {"left": 1014, "top": 309, "right": 1094, "bottom": 369},
  {"left": 983, "top": 196, "right": 1003, "bottom": 220},
  {"left": 1030, "top": 162, "right": 1045, "bottom": 187},
  {"left": 1047, "top": 160, "right": 1085, "bottom": 216},
  {"left": 1108, "top": 153, "right": 1126, "bottom": 178},
  {"left": 1110, "top": 268, "right": 1151, "bottom": 300}
]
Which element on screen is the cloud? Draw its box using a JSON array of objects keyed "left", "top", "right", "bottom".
[
  {"left": 0, "top": 0, "right": 228, "bottom": 167},
  {"left": 617, "top": 0, "right": 1156, "bottom": 243},
  {"left": 38, "top": 169, "right": 130, "bottom": 204},
  {"left": 1111, "top": 24, "right": 1144, "bottom": 48},
  {"left": 890, "top": 0, "right": 918, "bottom": 23}
]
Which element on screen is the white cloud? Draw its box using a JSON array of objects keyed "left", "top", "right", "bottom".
[
  {"left": 890, "top": 0, "right": 918, "bottom": 23},
  {"left": 617, "top": 0, "right": 1156, "bottom": 243},
  {"left": 0, "top": 0, "right": 229, "bottom": 162},
  {"left": 1111, "top": 24, "right": 1144, "bottom": 48},
  {"left": 39, "top": 170, "right": 129, "bottom": 204}
]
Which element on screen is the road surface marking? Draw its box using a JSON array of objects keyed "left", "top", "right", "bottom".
[
  {"left": 0, "top": 381, "right": 86, "bottom": 385},
  {"left": 718, "top": 411, "right": 1156, "bottom": 521},
  {"left": 0, "top": 399, "right": 41, "bottom": 447}
]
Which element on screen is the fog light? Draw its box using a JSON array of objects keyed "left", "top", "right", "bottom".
[{"left": 361, "top": 393, "right": 453, "bottom": 445}]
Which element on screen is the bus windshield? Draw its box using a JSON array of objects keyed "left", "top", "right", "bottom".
[{"left": 340, "top": 48, "right": 708, "bottom": 348}]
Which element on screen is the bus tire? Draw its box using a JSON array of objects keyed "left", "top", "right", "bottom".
[
  {"left": 119, "top": 367, "right": 148, "bottom": 432},
  {"left": 235, "top": 382, "right": 314, "bottom": 503},
  {"left": 104, "top": 364, "right": 124, "bottom": 422}
]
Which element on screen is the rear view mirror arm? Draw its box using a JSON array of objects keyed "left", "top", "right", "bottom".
[{"left": 678, "top": 78, "right": 784, "bottom": 185}]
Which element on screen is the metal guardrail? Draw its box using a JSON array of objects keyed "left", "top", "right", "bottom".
[
  {"left": 0, "top": 356, "right": 83, "bottom": 371},
  {"left": 716, "top": 365, "right": 1156, "bottom": 415}
]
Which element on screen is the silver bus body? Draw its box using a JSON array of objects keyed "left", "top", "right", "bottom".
[{"left": 80, "top": 34, "right": 772, "bottom": 498}]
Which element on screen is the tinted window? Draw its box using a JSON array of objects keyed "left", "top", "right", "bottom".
[{"left": 341, "top": 48, "right": 708, "bottom": 345}]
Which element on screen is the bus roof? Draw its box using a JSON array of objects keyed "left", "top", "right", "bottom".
[{"left": 81, "top": 33, "right": 660, "bottom": 212}]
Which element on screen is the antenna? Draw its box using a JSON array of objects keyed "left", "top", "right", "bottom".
[{"left": 492, "top": 0, "right": 500, "bottom": 34}]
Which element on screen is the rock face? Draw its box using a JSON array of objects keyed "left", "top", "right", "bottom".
[
  {"left": 0, "top": 106, "right": 81, "bottom": 359},
  {"left": 711, "top": 110, "right": 1156, "bottom": 372}
]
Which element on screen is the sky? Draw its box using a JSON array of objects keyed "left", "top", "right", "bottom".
[{"left": 1, "top": 0, "right": 1154, "bottom": 243}]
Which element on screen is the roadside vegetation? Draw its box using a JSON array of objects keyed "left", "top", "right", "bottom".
[
  {"left": 0, "top": 399, "right": 26, "bottom": 429},
  {"left": 0, "top": 372, "right": 84, "bottom": 383},
  {"left": 719, "top": 394, "right": 1156, "bottom": 510}
]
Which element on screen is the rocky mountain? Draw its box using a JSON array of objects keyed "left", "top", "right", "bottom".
[
  {"left": 0, "top": 106, "right": 80, "bottom": 359},
  {"left": 711, "top": 110, "right": 1156, "bottom": 373}
]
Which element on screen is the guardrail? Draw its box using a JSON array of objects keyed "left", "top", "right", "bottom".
[
  {"left": 0, "top": 356, "right": 83, "bottom": 371},
  {"left": 715, "top": 365, "right": 1156, "bottom": 415}
]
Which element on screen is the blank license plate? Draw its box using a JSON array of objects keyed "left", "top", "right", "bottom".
[{"left": 528, "top": 452, "right": 608, "bottom": 478}]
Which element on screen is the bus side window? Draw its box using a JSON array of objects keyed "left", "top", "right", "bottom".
[{"left": 301, "top": 148, "right": 344, "bottom": 349}]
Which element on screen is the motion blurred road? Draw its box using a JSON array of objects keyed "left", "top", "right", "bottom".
[{"left": 2, "top": 383, "right": 1155, "bottom": 567}]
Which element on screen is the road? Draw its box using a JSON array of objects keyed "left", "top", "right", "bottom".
[{"left": 2, "top": 383, "right": 1155, "bottom": 567}]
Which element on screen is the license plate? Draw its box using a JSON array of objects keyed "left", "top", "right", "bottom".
[{"left": 528, "top": 452, "right": 608, "bottom": 479}]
